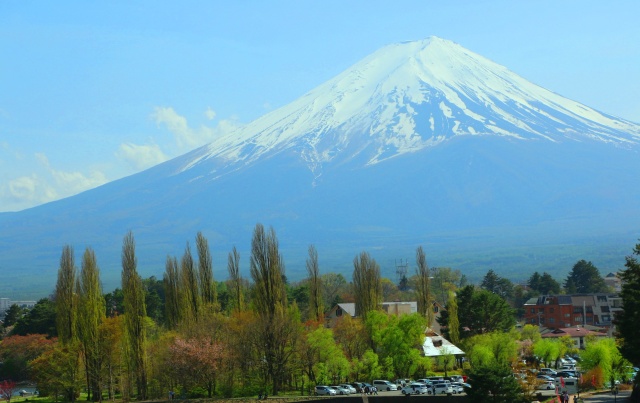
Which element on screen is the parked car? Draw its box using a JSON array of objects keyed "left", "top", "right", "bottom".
[
  {"left": 349, "top": 382, "right": 365, "bottom": 393},
  {"left": 330, "top": 385, "right": 351, "bottom": 395},
  {"left": 315, "top": 386, "right": 336, "bottom": 396},
  {"left": 433, "top": 382, "right": 453, "bottom": 394},
  {"left": 339, "top": 384, "right": 357, "bottom": 394},
  {"left": 538, "top": 380, "right": 555, "bottom": 390},
  {"left": 539, "top": 368, "right": 557, "bottom": 376},
  {"left": 450, "top": 383, "right": 464, "bottom": 394},
  {"left": 556, "top": 371, "right": 579, "bottom": 378},
  {"left": 372, "top": 380, "right": 397, "bottom": 391},
  {"left": 446, "top": 375, "right": 464, "bottom": 383},
  {"left": 537, "top": 374, "right": 555, "bottom": 381},
  {"left": 401, "top": 383, "right": 430, "bottom": 395}
]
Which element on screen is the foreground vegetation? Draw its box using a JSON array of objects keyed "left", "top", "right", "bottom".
[{"left": 1, "top": 225, "right": 638, "bottom": 403}]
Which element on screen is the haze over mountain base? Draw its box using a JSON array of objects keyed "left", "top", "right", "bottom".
[{"left": 1, "top": 37, "right": 639, "bottom": 298}]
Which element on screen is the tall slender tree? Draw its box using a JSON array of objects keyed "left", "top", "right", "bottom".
[
  {"left": 446, "top": 290, "right": 460, "bottom": 345},
  {"left": 306, "top": 245, "right": 324, "bottom": 322},
  {"left": 415, "top": 246, "right": 433, "bottom": 327},
  {"left": 76, "top": 248, "right": 105, "bottom": 402},
  {"left": 121, "top": 231, "right": 147, "bottom": 400},
  {"left": 163, "top": 256, "right": 181, "bottom": 329},
  {"left": 181, "top": 243, "right": 201, "bottom": 323},
  {"left": 55, "top": 245, "right": 77, "bottom": 345},
  {"left": 196, "top": 232, "right": 217, "bottom": 307},
  {"left": 249, "top": 223, "right": 289, "bottom": 394},
  {"left": 352, "top": 251, "right": 382, "bottom": 320},
  {"left": 227, "top": 246, "right": 244, "bottom": 312}
]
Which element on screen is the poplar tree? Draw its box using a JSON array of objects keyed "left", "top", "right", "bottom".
[
  {"left": 227, "top": 246, "right": 244, "bottom": 312},
  {"left": 352, "top": 251, "right": 382, "bottom": 320},
  {"left": 163, "top": 256, "right": 181, "bottom": 329},
  {"left": 306, "top": 244, "right": 324, "bottom": 322},
  {"left": 447, "top": 290, "right": 460, "bottom": 345},
  {"left": 77, "top": 248, "right": 105, "bottom": 401},
  {"left": 121, "top": 232, "right": 147, "bottom": 400},
  {"left": 196, "top": 232, "right": 217, "bottom": 307},
  {"left": 181, "top": 243, "right": 200, "bottom": 322},
  {"left": 55, "top": 245, "right": 77, "bottom": 345},
  {"left": 250, "top": 223, "right": 289, "bottom": 394},
  {"left": 616, "top": 241, "right": 640, "bottom": 363},
  {"left": 415, "top": 246, "right": 433, "bottom": 327}
]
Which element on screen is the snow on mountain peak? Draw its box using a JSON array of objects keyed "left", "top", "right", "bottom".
[{"left": 181, "top": 37, "right": 640, "bottom": 177}]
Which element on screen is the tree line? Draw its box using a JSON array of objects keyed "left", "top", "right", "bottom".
[{"left": 0, "top": 225, "right": 637, "bottom": 402}]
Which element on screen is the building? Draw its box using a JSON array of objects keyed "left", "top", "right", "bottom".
[
  {"left": 422, "top": 328, "right": 465, "bottom": 358},
  {"left": 604, "top": 273, "right": 622, "bottom": 293},
  {"left": 0, "top": 298, "right": 37, "bottom": 316},
  {"left": 325, "top": 300, "right": 442, "bottom": 330},
  {"left": 541, "top": 327, "right": 607, "bottom": 349},
  {"left": 523, "top": 294, "right": 623, "bottom": 333}
]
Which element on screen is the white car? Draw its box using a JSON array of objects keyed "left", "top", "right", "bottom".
[
  {"left": 538, "top": 380, "right": 555, "bottom": 390},
  {"left": 450, "top": 382, "right": 464, "bottom": 394},
  {"left": 372, "top": 380, "right": 397, "bottom": 391},
  {"left": 315, "top": 386, "right": 336, "bottom": 396},
  {"left": 401, "top": 383, "right": 430, "bottom": 395},
  {"left": 433, "top": 382, "right": 453, "bottom": 394},
  {"left": 339, "top": 384, "right": 357, "bottom": 394},
  {"left": 330, "top": 386, "right": 351, "bottom": 395}
]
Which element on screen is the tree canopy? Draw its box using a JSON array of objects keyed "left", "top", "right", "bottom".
[{"left": 563, "top": 260, "right": 607, "bottom": 293}]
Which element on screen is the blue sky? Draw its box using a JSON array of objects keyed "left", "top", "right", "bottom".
[{"left": 1, "top": 1, "right": 639, "bottom": 212}]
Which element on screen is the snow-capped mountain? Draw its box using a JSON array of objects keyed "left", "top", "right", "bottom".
[
  {"left": 179, "top": 37, "right": 639, "bottom": 182},
  {"left": 1, "top": 37, "right": 639, "bottom": 296}
]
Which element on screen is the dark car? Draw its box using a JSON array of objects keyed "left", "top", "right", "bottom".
[
  {"left": 556, "top": 371, "right": 578, "bottom": 378},
  {"left": 349, "top": 382, "right": 365, "bottom": 393}
]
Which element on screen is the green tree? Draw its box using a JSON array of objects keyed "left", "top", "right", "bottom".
[
  {"left": 615, "top": 241, "right": 640, "bottom": 364},
  {"left": 465, "top": 364, "right": 525, "bottom": 403},
  {"left": 321, "top": 273, "right": 348, "bottom": 309},
  {"left": 249, "top": 223, "right": 290, "bottom": 395},
  {"left": 564, "top": 260, "right": 607, "bottom": 293},
  {"left": 10, "top": 298, "right": 56, "bottom": 337},
  {"left": 533, "top": 338, "right": 560, "bottom": 367},
  {"left": 227, "top": 246, "right": 244, "bottom": 312},
  {"left": 446, "top": 290, "right": 460, "bottom": 345},
  {"left": 306, "top": 245, "right": 324, "bottom": 322},
  {"left": 528, "top": 272, "right": 561, "bottom": 295},
  {"left": 480, "top": 269, "right": 514, "bottom": 300},
  {"left": 121, "top": 231, "right": 148, "bottom": 400},
  {"left": 55, "top": 245, "right": 77, "bottom": 345},
  {"left": 439, "top": 285, "right": 515, "bottom": 338},
  {"left": 181, "top": 243, "right": 201, "bottom": 323},
  {"left": 580, "top": 338, "right": 630, "bottom": 387},
  {"left": 196, "top": 232, "right": 217, "bottom": 307},
  {"left": 430, "top": 267, "right": 463, "bottom": 306},
  {"left": 352, "top": 251, "right": 382, "bottom": 320},
  {"left": 76, "top": 248, "right": 106, "bottom": 402},
  {"left": 163, "top": 256, "right": 181, "bottom": 328},
  {"left": 415, "top": 246, "right": 433, "bottom": 327},
  {"left": 2, "top": 304, "right": 24, "bottom": 327}
]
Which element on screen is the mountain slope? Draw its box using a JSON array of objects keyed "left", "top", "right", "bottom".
[{"left": 1, "top": 37, "right": 639, "bottom": 297}]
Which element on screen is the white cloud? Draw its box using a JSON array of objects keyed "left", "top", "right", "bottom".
[
  {"left": 205, "top": 107, "right": 216, "bottom": 120},
  {"left": 35, "top": 153, "right": 108, "bottom": 196},
  {"left": 151, "top": 106, "right": 241, "bottom": 151},
  {"left": 116, "top": 142, "right": 168, "bottom": 171}
]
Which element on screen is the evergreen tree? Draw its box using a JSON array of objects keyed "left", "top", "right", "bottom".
[
  {"left": 121, "top": 232, "right": 147, "bottom": 400},
  {"left": 352, "top": 251, "right": 382, "bottom": 320},
  {"left": 306, "top": 244, "right": 324, "bottom": 322},
  {"left": 564, "top": 260, "right": 607, "bottom": 293},
  {"left": 55, "top": 245, "right": 77, "bottom": 345},
  {"left": 415, "top": 246, "right": 433, "bottom": 327},
  {"left": 615, "top": 241, "right": 640, "bottom": 364},
  {"left": 465, "top": 364, "right": 525, "bottom": 403},
  {"left": 76, "top": 248, "right": 105, "bottom": 402}
]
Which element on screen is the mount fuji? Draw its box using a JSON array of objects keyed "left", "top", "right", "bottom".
[{"left": 2, "top": 37, "right": 640, "bottom": 296}]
